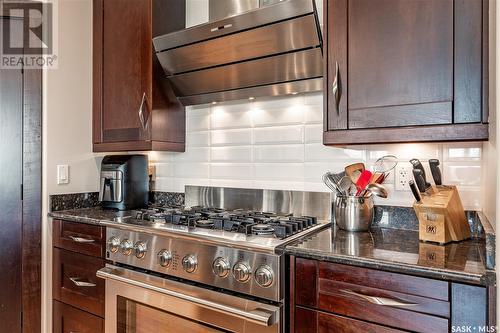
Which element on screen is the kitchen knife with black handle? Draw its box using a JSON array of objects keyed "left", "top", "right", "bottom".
[
  {"left": 412, "top": 169, "right": 427, "bottom": 193},
  {"left": 429, "top": 159, "right": 442, "bottom": 186},
  {"left": 408, "top": 180, "right": 422, "bottom": 202},
  {"left": 410, "top": 158, "right": 431, "bottom": 189}
]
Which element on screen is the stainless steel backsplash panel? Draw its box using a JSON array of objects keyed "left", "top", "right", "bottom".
[{"left": 185, "top": 186, "right": 332, "bottom": 221}]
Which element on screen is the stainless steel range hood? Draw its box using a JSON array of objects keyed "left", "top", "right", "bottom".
[{"left": 153, "top": 0, "right": 323, "bottom": 106}]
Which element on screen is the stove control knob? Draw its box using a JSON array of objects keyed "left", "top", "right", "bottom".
[
  {"left": 182, "top": 255, "right": 198, "bottom": 273},
  {"left": 212, "top": 258, "right": 230, "bottom": 278},
  {"left": 120, "top": 239, "right": 134, "bottom": 256},
  {"left": 107, "top": 237, "right": 120, "bottom": 253},
  {"left": 233, "top": 262, "right": 251, "bottom": 283},
  {"left": 255, "top": 265, "right": 274, "bottom": 287},
  {"left": 158, "top": 250, "right": 172, "bottom": 267},
  {"left": 134, "top": 242, "right": 147, "bottom": 259}
]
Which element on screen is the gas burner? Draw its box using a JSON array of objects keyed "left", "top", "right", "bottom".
[
  {"left": 252, "top": 224, "right": 275, "bottom": 236},
  {"left": 195, "top": 219, "right": 215, "bottom": 228}
]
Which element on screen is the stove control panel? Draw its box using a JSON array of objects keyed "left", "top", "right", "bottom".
[
  {"left": 158, "top": 249, "right": 173, "bottom": 267},
  {"left": 106, "top": 228, "right": 282, "bottom": 302},
  {"left": 233, "top": 262, "right": 251, "bottom": 282},
  {"left": 182, "top": 255, "right": 198, "bottom": 273},
  {"left": 212, "top": 257, "right": 230, "bottom": 278}
]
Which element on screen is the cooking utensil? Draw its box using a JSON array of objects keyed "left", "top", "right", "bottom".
[
  {"left": 365, "top": 183, "right": 388, "bottom": 198},
  {"left": 345, "top": 163, "right": 365, "bottom": 184},
  {"left": 334, "top": 195, "right": 374, "bottom": 232},
  {"left": 409, "top": 158, "right": 431, "bottom": 189},
  {"left": 338, "top": 176, "right": 354, "bottom": 196},
  {"left": 369, "top": 171, "right": 385, "bottom": 184},
  {"left": 373, "top": 155, "right": 398, "bottom": 173},
  {"left": 429, "top": 159, "right": 442, "bottom": 186},
  {"left": 355, "top": 170, "right": 372, "bottom": 196},
  {"left": 323, "top": 173, "right": 342, "bottom": 194},
  {"left": 412, "top": 169, "right": 427, "bottom": 193},
  {"left": 409, "top": 180, "right": 422, "bottom": 202}
]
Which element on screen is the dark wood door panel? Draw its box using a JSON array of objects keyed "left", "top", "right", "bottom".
[
  {"left": 348, "top": 102, "right": 452, "bottom": 129},
  {"left": 347, "top": 0, "right": 453, "bottom": 110},
  {"left": 318, "top": 261, "right": 449, "bottom": 301},
  {"left": 295, "top": 307, "right": 407, "bottom": 333},
  {"left": 53, "top": 248, "right": 105, "bottom": 317},
  {"left": 318, "top": 279, "right": 450, "bottom": 318},
  {"left": 53, "top": 219, "right": 105, "bottom": 258},
  {"left": 0, "top": 28, "right": 23, "bottom": 332},
  {"left": 53, "top": 300, "right": 104, "bottom": 333},
  {"left": 102, "top": 0, "right": 149, "bottom": 142}
]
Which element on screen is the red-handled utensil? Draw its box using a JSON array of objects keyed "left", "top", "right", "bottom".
[{"left": 355, "top": 170, "right": 372, "bottom": 196}]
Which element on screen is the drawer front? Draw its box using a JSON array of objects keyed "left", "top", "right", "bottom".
[
  {"left": 53, "top": 300, "right": 103, "bottom": 333},
  {"left": 53, "top": 248, "right": 105, "bottom": 317},
  {"left": 296, "top": 258, "right": 450, "bottom": 333},
  {"left": 295, "top": 306, "right": 407, "bottom": 333},
  {"left": 53, "top": 219, "right": 105, "bottom": 257}
]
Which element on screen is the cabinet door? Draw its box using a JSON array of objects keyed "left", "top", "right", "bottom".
[
  {"left": 327, "top": 0, "right": 454, "bottom": 131},
  {"left": 96, "top": 0, "right": 151, "bottom": 143},
  {"left": 53, "top": 300, "right": 103, "bottom": 333}
]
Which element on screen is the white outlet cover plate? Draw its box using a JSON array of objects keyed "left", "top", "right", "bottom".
[
  {"left": 395, "top": 162, "right": 412, "bottom": 191},
  {"left": 57, "top": 164, "right": 69, "bottom": 185}
]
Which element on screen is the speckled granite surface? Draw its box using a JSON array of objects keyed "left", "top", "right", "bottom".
[
  {"left": 286, "top": 226, "right": 495, "bottom": 286},
  {"left": 151, "top": 191, "right": 185, "bottom": 207},
  {"left": 50, "top": 192, "right": 100, "bottom": 212},
  {"left": 48, "top": 207, "right": 131, "bottom": 224}
]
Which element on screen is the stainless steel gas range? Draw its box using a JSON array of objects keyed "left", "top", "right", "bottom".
[{"left": 97, "top": 186, "right": 331, "bottom": 333}]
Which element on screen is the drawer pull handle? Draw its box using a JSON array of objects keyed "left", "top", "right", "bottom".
[
  {"left": 69, "top": 277, "right": 97, "bottom": 287},
  {"left": 69, "top": 236, "right": 95, "bottom": 243},
  {"left": 340, "top": 289, "right": 418, "bottom": 307}
]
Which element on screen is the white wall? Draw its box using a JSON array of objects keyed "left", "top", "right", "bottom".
[{"left": 42, "top": 1, "right": 97, "bottom": 332}]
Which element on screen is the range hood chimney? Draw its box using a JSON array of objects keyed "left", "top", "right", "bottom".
[{"left": 153, "top": 0, "right": 323, "bottom": 106}]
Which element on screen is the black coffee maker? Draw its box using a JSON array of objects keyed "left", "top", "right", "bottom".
[{"left": 99, "top": 155, "right": 148, "bottom": 210}]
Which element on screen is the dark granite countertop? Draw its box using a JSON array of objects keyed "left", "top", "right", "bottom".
[
  {"left": 48, "top": 207, "right": 130, "bottom": 225},
  {"left": 286, "top": 226, "right": 496, "bottom": 286}
]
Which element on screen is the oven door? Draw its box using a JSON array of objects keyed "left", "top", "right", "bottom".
[{"left": 97, "top": 265, "right": 282, "bottom": 333}]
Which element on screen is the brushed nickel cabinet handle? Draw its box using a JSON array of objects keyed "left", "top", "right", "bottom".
[
  {"left": 340, "top": 289, "right": 418, "bottom": 307},
  {"left": 138, "top": 92, "right": 148, "bottom": 131},
  {"left": 69, "top": 277, "right": 97, "bottom": 287},
  {"left": 332, "top": 61, "right": 341, "bottom": 115},
  {"left": 69, "top": 236, "right": 95, "bottom": 243}
]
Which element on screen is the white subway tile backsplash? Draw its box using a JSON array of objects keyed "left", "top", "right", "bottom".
[
  {"left": 186, "top": 131, "right": 210, "bottom": 147},
  {"left": 211, "top": 146, "right": 252, "bottom": 162},
  {"left": 443, "top": 162, "right": 482, "bottom": 186},
  {"left": 254, "top": 145, "right": 304, "bottom": 162},
  {"left": 152, "top": 92, "right": 483, "bottom": 209},
  {"left": 211, "top": 129, "right": 252, "bottom": 146},
  {"left": 252, "top": 106, "right": 304, "bottom": 127},
  {"left": 210, "top": 163, "right": 253, "bottom": 179},
  {"left": 211, "top": 109, "right": 252, "bottom": 129},
  {"left": 173, "top": 163, "right": 209, "bottom": 178},
  {"left": 253, "top": 126, "right": 304, "bottom": 144},
  {"left": 254, "top": 163, "right": 304, "bottom": 180},
  {"left": 305, "top": 144, "right": 365, "bottom": 161},
  {"left": 305, "top": 124, "right": 323, "bottom": 143}
]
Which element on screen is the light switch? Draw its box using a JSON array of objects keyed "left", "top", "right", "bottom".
[{"left": 57, "top": 165, "right": 69, "bottom": 185}]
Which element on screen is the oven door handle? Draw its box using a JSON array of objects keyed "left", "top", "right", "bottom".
[{"left": 96, "top": 266, "right": 279, "bottom": 326}]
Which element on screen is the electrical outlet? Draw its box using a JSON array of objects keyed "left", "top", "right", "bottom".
[{"left": 395, "top": 163, "right": 412, "bottom": 191}]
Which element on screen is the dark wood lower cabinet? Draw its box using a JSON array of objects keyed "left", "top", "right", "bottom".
[
  {"left": 53, "top": 300, "right": 104, "bottom": 333},
  {"left": 296, "top": 307, "right": 406, "bottom": 333},
  {"left": 53, "top": 220, "right": 106, "bottom": 332},
  {"left": 291, "top": 257, "right": 492, "bottom": 333}
]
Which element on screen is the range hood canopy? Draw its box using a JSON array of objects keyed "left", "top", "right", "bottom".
[{"left": 153, "top": 0, "right": 323, "bottom": 106}]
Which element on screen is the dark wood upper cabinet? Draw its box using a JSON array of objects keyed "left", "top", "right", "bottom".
[
  {"left": 93, "top": 0, "right": 186, "bottom": 152},
  {"left": 323, "top": 0, "right": 489, "bottom": 145}
]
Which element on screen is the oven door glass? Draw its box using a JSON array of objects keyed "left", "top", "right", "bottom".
[
  {"left": 117, "top": 296, "right": 229, "bottom": 333},
  {"left": 98, "top": 265, "right": 281, "bottom": 333}
]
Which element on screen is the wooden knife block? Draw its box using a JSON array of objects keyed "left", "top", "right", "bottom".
[{"left": 413, "top": 186, "right": 470, "bottom": 244}]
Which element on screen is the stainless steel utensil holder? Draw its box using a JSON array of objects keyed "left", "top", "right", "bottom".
[{"left": 333, "top": 195, "right": 374, "bottom": 232}]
